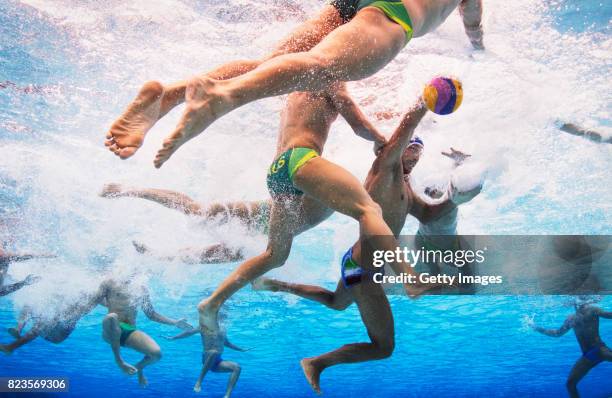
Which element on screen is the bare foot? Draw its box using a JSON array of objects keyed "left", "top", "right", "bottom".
[
  {"left": 100, "top": 183, "right": 125, "bottom": 198},
  {"left": 197, "top": 299, "right": 220, "bottom": 335},
  {"left": 154, "top": 77, "right": 230, "bottom": 168},
  {"left": 300, "top": 358, "right": 322, "bottom": 395},
  {"left": 193, "top": 381, "right": 202, "bottom": 393},
  {"left": 105, "top": 81, "right": 164, "bottom": 159},
  {"left": 118, "top": 360, "right": 138, "bottom": 375},
  {"left": 137, "top": 370, "right": 148, "bottom": 387},
  {"left": 0, "top": 344, "right": 13, "bottom": 355},
  {"left": 7, "top": 328, "right": 20, "bottom": 339},
  {"left": 251, "top": 277, "right": 279, "bottom": 292}
]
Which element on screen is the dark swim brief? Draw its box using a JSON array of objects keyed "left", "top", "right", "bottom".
[
  {"left": 119, "top": 322, "right": 137, "bottom": 346},
  {"left": 202, "top": 353, "right": 223, "bottom": 370},
  {"left": 583, "top": 344, "right": 607, "bottom": 365},
  {"left": 340, "top": 247, "right": 384, "bottom": 287},
  {"left": 330, "top": 0, "right": 413, "bottom": 42},
  {"left": 266, "top": 147, "right": 318, "bottom": 198}
]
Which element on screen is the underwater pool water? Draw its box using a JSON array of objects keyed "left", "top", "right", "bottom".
[{"left": 1, "top": 0, "right": 611, "bottom": 397}]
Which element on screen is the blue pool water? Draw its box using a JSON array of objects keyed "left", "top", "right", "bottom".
[{"left": 1, "top": 0, "right": 611, "bottom": 397}]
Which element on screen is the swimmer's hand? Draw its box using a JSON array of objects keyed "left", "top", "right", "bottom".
[
  {"left": 23, "top": 274, "right": 41, "bottom": 286},
  {"left": 174, "top": 318, "right": 194, "bottom": 330},
  {"left": 525, "top": 317, "right": 536, "bottom": 330},
  {"left": 442, "top": 148, "right": 471, "bottom": 166}
]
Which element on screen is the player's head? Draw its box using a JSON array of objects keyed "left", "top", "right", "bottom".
[{"left": 402, "top": 137, "right": 424, "bottom": 174}]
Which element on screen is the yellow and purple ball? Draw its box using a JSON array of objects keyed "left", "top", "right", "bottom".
[{"left": 423, "top": 77, "right": 463, "bottom": 115}]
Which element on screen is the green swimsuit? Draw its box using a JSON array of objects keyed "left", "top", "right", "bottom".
[
  {"left": 330, "top": 0, "right": 413, "bottom": 41},
  {"left": 267, "top": 147, "right": 319, "bottom": 198},
  {"left": 119, "top": 322, "right": 137, "bottom": 346}
]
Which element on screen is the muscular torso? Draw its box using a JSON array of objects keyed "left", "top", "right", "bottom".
[
  {"left": 571, "top": 307, "right": 604, "bottom": 352},
  {"left": 276, "top": 91, "right": 339, "bottom": 156},
  {"left": 364, "top": 156, "right": 413, "bottom": 236},
  {"left": 201, "top": 329, "right": 225, "bottom": 354},
  {"left": 102, "top": 280, "right": 140, "bottom": 325}
]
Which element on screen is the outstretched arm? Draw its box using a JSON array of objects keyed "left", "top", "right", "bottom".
[
  {"left": 141, "top": 289, "right": 193, "bottom": 329},
  {"left": 409, "top": 192, "right": 457, "bottom": 224},
  {"left": 0, "top": 276, "right": 39, "bottom": 297},
  {"left": 100, "top": 184, "right": 204, "bottom": 216},
  {"left": 164, "top": 328, "right": 199, "bottom": 340},
  {"left": 377, "top": 98, "right": 428, "bottom": 170},
  {"left": 410, "top": 148, "right": 480, "bottom": 222},
  {"left": 559, "top": 122, "right": 611, "bottom": 144},
  {"left": 328, "top": 82, "right": 387, "bottom": 147},
  {"left": 459, "top": 0, "right": 484, "bottom": 50},
  {"left": 2, "top": 253, "right": 55, "bottom": 262},
  {"left": 63, "top": 281, "right": 108, "bottom": 318},
  {"left": 224, "top": 337, "right": 248, "bottom": 352},
  {"left": 595, "top": 307, "right": 612, "bottom": 319},
  {"left": 531, "top": 316, "right": 573, "bottom": 337}
]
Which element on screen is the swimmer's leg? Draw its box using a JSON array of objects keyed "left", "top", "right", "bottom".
[
  {"left": 566, "top": 356, "right": 596, "bottom": 398},
  {"left": 154, "top": 8, "right": 405, "bottom": 167},
  {"left": 106, "top": 5, "right": 343, "bottom": 160},
  {"left": 0, "top": 328, "right": 40, "bottom": 355},
  {"left": 101, "top": 184, "right": 271, "bottom": 229},
  {"left": 133, "top": 241, "right": 243, "bottom": 264},
  {"left": 8, "top": 307, "right": 32, "bottom": 338},
  {"left": 559, "top": 122, "right": 611, "bottom": 144},
  {"left": 301, "top": 281, "right": 393, "bottom": 394},
  {"left": 102, "top": 313, "right": 138, "bottom": 376},
  {"left": 294, "top": 157, "right": 428, "bottom": 297},
  {"left": 212, "top": 360, "right": 241, "bottom": 398},
  {"left": 123, "top": 330, "right": 162, "bottom": 387},
  {"left": 254, "top": 278, "right": 353, "bottom": 311},
  {"left": 100, "top": 184, "right": 204, "bottom": 216},
  {"left": 194, "top": 352, "right": 220, "bottom": 393},
  {"left": 178, "top": 244, "right": 244, "bottom": 264},
  {"left": 197, "top": 199, "right": 305, "bottom": 336}
]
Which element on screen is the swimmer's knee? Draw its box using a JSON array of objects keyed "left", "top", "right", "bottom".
[
  {"left": 330, "top": 298, "right": 352, "bottom": 311},
  {"left": 374, "top": 338, "right": 395, "bottom": 359},
  {"left": 142, "top": 80, "right": 164, "bottom": 95},
  {"left": 149, "top": 348, "right": 162, "bottom": 361},
  {"left": 262, "top": 246, "right": 291, "bottom": 269},
  {"left": 355, "top": 200, "right": 383, "bottom": 221},
  {"left": 103, "top": 313, "right": 119, "bottom": 325}
]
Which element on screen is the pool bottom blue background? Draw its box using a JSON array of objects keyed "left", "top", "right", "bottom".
[{"left": 1, "top": 296, "right": 611, "bottom": 398}]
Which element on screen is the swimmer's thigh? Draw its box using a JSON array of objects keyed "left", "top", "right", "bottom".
[
  {"left": 307, "top": 8, "right": 406, "bottom": 81},
  {"left": 212, "top": 360, "right": 240, "bottom": 373},
  {"left": 269, "top": 5, "right": 345, "bottom": 58},
  {"left": 601, "top": 346, "right": 612, "bottom": 361},
  {"left": 124, "top": 330, "right": 161, "bottom": 356},
  {"left": 295, "top": 194, "right": 333, "bottom": 234}
]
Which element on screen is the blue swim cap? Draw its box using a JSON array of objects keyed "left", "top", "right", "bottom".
[{"left": 408, "top": 136, "right": 424, "bottom": 148}]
